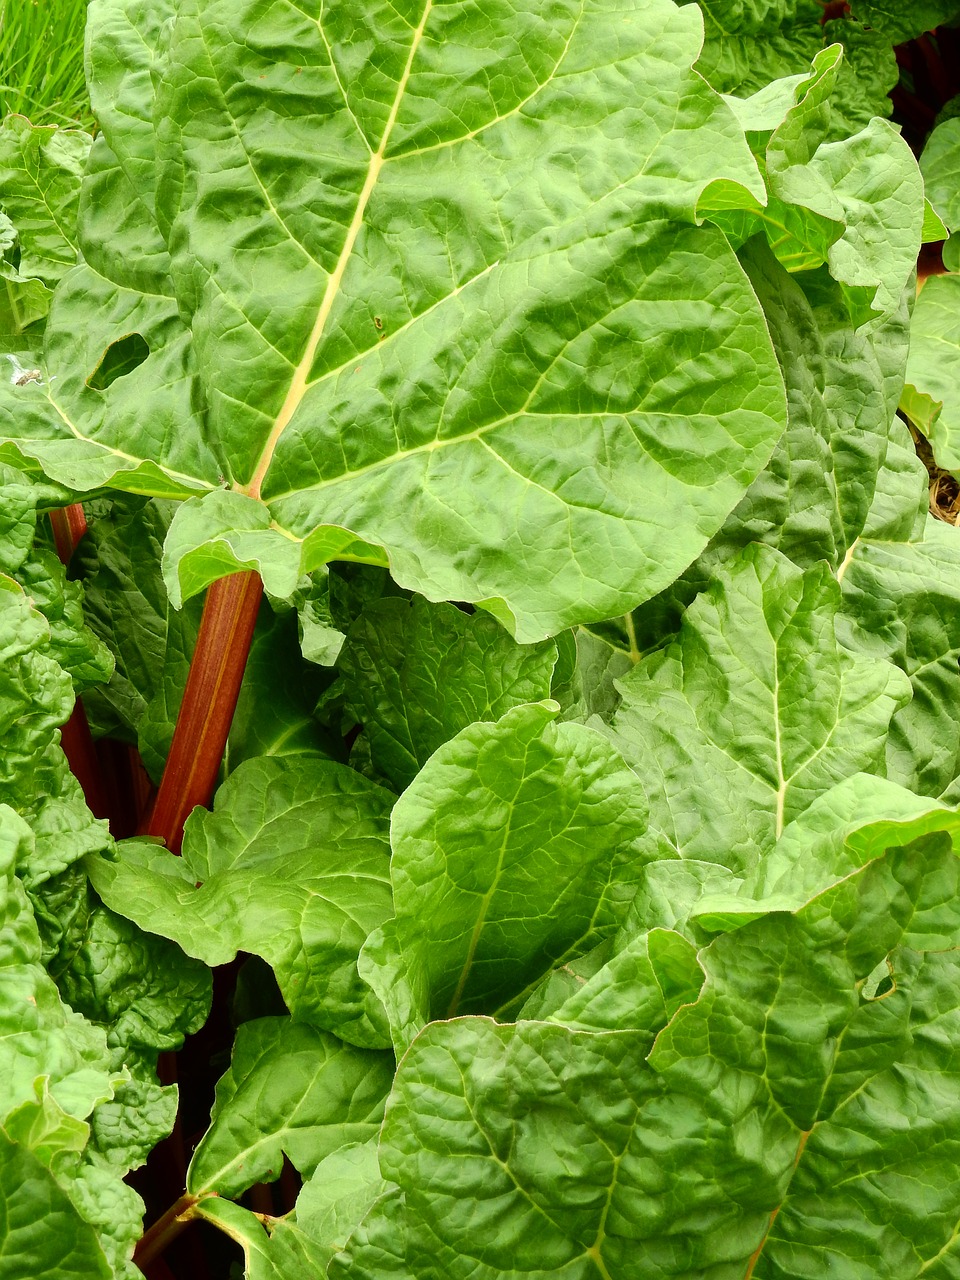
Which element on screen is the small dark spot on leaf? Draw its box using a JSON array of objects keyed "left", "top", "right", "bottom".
[{"left": 374, "top": 315, "right": 383, "bottom": 330}]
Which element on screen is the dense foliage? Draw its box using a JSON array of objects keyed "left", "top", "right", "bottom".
[{"left": 4, "top": 1, "right": 960, "bottom": 1276}]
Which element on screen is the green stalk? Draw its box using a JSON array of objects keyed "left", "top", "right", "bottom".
[{"left": 133, "top": 1193, "right": 204, "bottom": 1271}]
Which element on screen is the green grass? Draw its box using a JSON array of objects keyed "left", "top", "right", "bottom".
[{"left": 0, "top": 0, "right": 92, "bottom": 129}]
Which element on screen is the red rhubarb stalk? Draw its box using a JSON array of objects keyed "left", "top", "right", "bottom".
[
  {"left": 140, "top": 571, "right": 262, "bottom": 853},
  {"left": 49, "top": 502, "right": 89, "bottom": 563}
]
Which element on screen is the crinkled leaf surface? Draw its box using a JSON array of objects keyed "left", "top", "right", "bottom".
[
  {"left": 0, "top": 1129, "right": 113, "bottom": 1280},
  {"left": 0, "top": 809, "right": 120, "bottom": 1125},
  {"left": 0, "top": 808, "right": 158, "bottom": 1280},
  {"left": 700, "top": 773, "right": 960, "bottom": 926},
  {"left": 16, "top": 549, "right": 113, "bottom": 694},
  {"left": 621, "top": 264, "right": 922, "bottom": 660},
  {"left": 0, "top": 575, "right": 110, "bottom": 888},
  {"left": 50, "top": 891, "right": 211, "bottom": 1058},
  {"left": 88, "top": 755, "right": 394, "bottom": 1045},
  {"left": 550, "top": 626, "right": 633, "bottom": 723},
  {"left": 700, "top": 242, "right": 911, "bottom": 574},
  {"left": 3, "top": 0, "right": 793, "bottom": 642},
  {"left": 839, "top": 520, "right": 960, "bottom": 799},
  {"left": 545, "top": 926, "right": 704, "bottom": 1039},
  {"left": 75, "top": 497, "right": 201, "bottom": 745},
  {"left": 360, "top": 702, "right": 647, "bottom": 1049},
  {"left": 857, "top": 413, "right": 928, "bottom": 545},
  {"left": 187, "top": 1016, "right": 393, "bottom": 1198},
  {"left": 0, "top": 210, "right": 52, "bottom": 350},
  {"left": 848, "top": 0, "right": 960, "bottom": 42},
  {"left": 729, "top": 54, "right": 923, "bottom": 327},
  {"left": 697, "top": 5, "right": 897, "bottom": 144},
  {"left": 338, "top": 831, "right": 960, "bottom": 1277},
  {"left": 610, "top": 544, "right": 910, "bottom": 872},
  {"left": 336, "top": 596, "right": 557, "bottom": 791}
]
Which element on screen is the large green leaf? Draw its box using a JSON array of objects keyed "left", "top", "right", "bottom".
[
  {"left": 611, "top": 544, "right": 910, "bottom": 871},
  {"left": 360, "top": 702, "right": 647, "bottom": 1049},
  {"left": 625, "top": 251, "right": 921, "bottom": 658},
  {"left": 707, "top": 242, "right": 912, "bottom": 571},
  {"left": 696, "top": 773, "right": 960, "bottom": 927},
  {"left": 87, "top": 755, "right": 394, "bottom": 1045},
  {"left": 2, "top": 0, "right": 796, "bottom": 642},
  {"left": 337, "top": 829, "right": 960, "bottom": 1277},
  {"left": 187, "top": 1017, "right": 393, "bottom": 1199}
]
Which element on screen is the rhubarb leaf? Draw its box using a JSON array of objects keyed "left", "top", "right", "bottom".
[
  {"left": 360, "top": 702, "right": 647, "bottom": 1049},
  {"left": 903, "top": 273, "right": 960, "bottom": 472},
  {"left": 697, "top": 7, "right": 898, "bottom": 143},
  {"left": 839, "top": 520, "right": 960, "bottom": 799},
  {"left": 7, "top": 0, "right": 799, "bottom": 642},
  {"left": 88, "top": 755, "right": 394, "bottom": 1046},
  {"left": 611, "top": 544, "right": 910, "bottom": 871},
  {"left": 187, "top": 1017, "right": 393, "bottom": 1198},
  {"left": 920, "top": 118, "right": 960, "bottom": 237},
  {"left": 339, "top": 831, "right": 960, "bottom": 1277},
  {"left": 0, "top": 118, "right": 90, "bottom": 289},
  {"left": 286, "top": 1141, "right": 392, "bottom": 1261}
]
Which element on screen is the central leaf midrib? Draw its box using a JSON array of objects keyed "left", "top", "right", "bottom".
[{"left": 240, "top": 0, "right": 435, "bottom": 500}]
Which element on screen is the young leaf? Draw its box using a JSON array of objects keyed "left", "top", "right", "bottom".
[
  {"left": 87, "top": 755, "right": 395, "bottom": 1045},
  {"left": 697, "top": 5, "right": 898, "bottom": 143},
  {"left": 840, "top": 520, "right": 960, "bottom": 798},
  {"left": 611, "top": 544, "right": 910, "bottom": 871},
  {"left": 187, "top": 1017, "right": 393, "bottom": 1199},
  {"left": 360, "top": 702, "right": 647, "bottom": 1049},
  {"left": 0, "top": 118, "right": 91, "bottom": 289},
  {"left": 903, "top": 273, "right": 960, "bottom": 472}
]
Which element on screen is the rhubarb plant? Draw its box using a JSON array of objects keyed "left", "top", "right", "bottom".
[{"left": 5, "top": 0, "right": 960, "bottom": 1276}]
